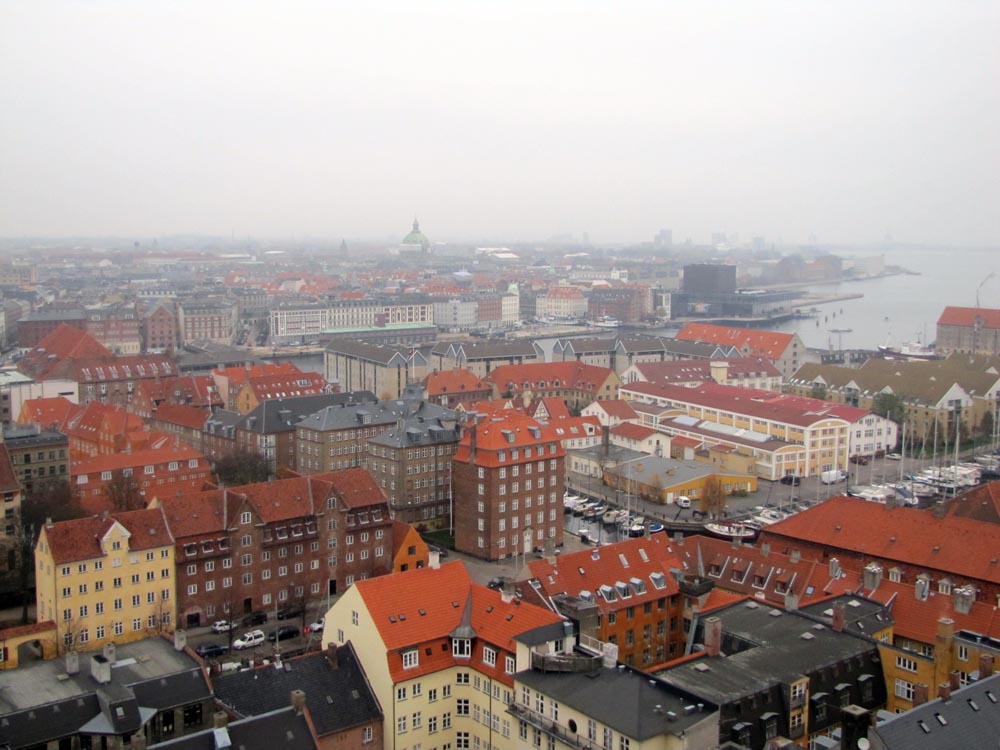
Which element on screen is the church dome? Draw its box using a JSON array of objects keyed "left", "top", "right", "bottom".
[{"left": 401, "top": 218, "right": 430, "bottom": 251}]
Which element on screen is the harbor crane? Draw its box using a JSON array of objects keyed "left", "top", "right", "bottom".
[{"left": 977, "top": 272, "right": 995, "bottom": 308}]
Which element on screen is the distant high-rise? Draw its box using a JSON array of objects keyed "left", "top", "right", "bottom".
[
  {"left": 654, "top": 228, "right": 673, "bottom": 248},
  {"left": 682, "top": 263, "right": 737, "bottom": 295}
]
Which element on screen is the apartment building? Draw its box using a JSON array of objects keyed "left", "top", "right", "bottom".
[
  {"left": 269, "top": 296, "right": 434, "bottom": 344},
  {"left": 320, "top": 560, "right": 564, "bottom": 750},
  {"left": 325, "top": 341, "right": 429, "bottom": 400},
  {"left": 620, "top": 357, "right": 782, "bottom": 391},
  {"left": 484, "top": 361, "right": 621, "bottom": 412},
  {"left": 674, "top": 323, "right": 808, "bottom": 380},
  {"left": 430, "top": 340, "right": 543, "bottom": 378},
  {"left": 177, "top": 299, "right": 237, "bottom": 346},
  {"left": 452, "top": 412, "right": 565, "bottom": 561},
  {"left": 422, "top": 369, "right": 492, "bottom": 410},
  {"left": 140, "top": 298, "right": 180, "bottom": 353},
  {"left": 0, "top": 443, "right": 22, "bottom": 544},
  {"left": 535, "top": 286, "right": 588, "bottom": 320},
  {"left": 3, "top": 423, "right": 69, "bottom": 493},
  {"left": 34, "top": 506, "right": 177, "bottom": 652},
  {"left": 936, "top": 306, "right": 1000, "bottom": 356},
  {"left": 233, "top": 370, "right": 331, "bottom": 414}
]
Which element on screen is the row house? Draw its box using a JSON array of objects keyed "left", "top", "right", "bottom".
[
  {"left": 233, "top": 370, "right": 332, "bottom": 414},
  {"left": 147, "top": 403, "right": 212, "bottom": 450},
  {"left": 552, "top": 334, "right": 741, "bottom": 375},
  {"left": 3, "top": 422, "right": 69, "bottom": 493},
  {"left": 59, "top": 354, "right": 179, "bottom": 407},
  {"left": 131, "top": 374, "right": 222, "bottom": 417},
  {"left": 156, "top": 469, "right": 394, "bottom": 627},
  {"left": 237, "top": 391, "right": 378, "bottom": 475},
  {"left": 761, "top": 495, "right": 1000, "bottom": 608},
  {"left": 34, "top": 506, "right": 177, "bottom": 652},
  {"left": 177, "top": 298, "right": 237, "bottom": 346},
  {"left": 674, "top": 322, "right": 808, "bottom": 381},
  {"left": 422, "top": 369, "right": 492, "bottom": 410},
  {"left": 620, "top": 356, "right": 782, "bottom": 391},
  {"left": 140, "top": 298, "right": 180, "bottom": 353},
  {"left": 430, "top": 339, "right": 543, "bottom": 377},
  {"left": 524, "top": 535, "right": 687, "bottom": 667},
  {"left": 83, "top": 304, "right": 142, "bottom": 354},
  {"left": 213, "top": 362, "right": 303, "bottom": 410},
  {"left": 72, "top": 441, "right": 213, "bottom": 514},
  {"left": 366, "top": 411, "right": 462, "bottom": 529},
  {"left": 452, "top": 411, "right": 566, "bottom": 561},
  {"left": 485, "top": 361, "right": 621, "bottom": 412},
  {"left": 324, "top": 341, "right": 429, "bottom": 400},
  {"left": 620, "top": 380, "right": 856, "bottom": 478},
  {"left": 322, "top": 560, "right": 564, "bottom": 750}
]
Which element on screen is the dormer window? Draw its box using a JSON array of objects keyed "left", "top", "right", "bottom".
[
  {"left": 453, "top": 638, "right": 471, "bottom": 657},
  {"left": 402, "top": 649, "right": 419, "bottom": 669}
]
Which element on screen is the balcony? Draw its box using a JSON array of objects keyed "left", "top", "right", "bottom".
[
  {"left": 531, "top": 651, "right": 602, "bottom": 673},
  {"left": 507, "top": 704, "right": 597, "bottom": 750},
  {"left": 790, "top": 692, "right": 806, "bottom": 709}
]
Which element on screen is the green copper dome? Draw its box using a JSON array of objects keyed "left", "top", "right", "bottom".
[{"left": 401, "top": 217, "right": 430, "bottom": 250}]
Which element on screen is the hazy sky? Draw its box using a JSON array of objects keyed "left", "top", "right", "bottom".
[{"left": 2, "top": 2, "right": 998, "bottom": 245}]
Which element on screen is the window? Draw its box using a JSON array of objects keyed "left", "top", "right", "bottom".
[
  {"left": 428, "top": 716, "right": 438, "bottom": 734},
  {"left": 457, "top": 699, "right": 470, "bottom": 716},
  {"left": 483, "top": 646, "right": 497, "bottom": 667},
  {"left": 397, "top": 716, "right": 407, "bottom": 734},
  {"left": 403, "top": 649, "right": 419, "bottom": 669},
  {"left": 505, "top": 655, "right": 516, "bottom": 674},
  {"left": 453, "top": 638, "right": 471, "bottom": 657},
  {"left": 456, "top": 731, "right": 469, "bottom": 749},
  {"left": 241, "top": 511, "right": 251, "bottom": 524},
  {"left": 362, "top": 726, "right": 373, "bottom": 744},
  {"left": 896, "top": 655, "right": 918, "bottom": 673},
  {"left": 397, "top": 686, "right": 407, "bottom": 701},
  {"left": 895, "top": 679, "right": 915, "bottom": 701},
  {"left": 412, "top": 712, "right": 422, "bottom": 729}
]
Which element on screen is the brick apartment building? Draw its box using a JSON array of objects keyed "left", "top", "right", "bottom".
[
  {"left": 140, "top": 299, "right": 180, "bottom": 353},
  {"left": 452, "top": 411, "right": 566, "bottom": 561},
  {"left": 155, "top": 469, "right": 395, "bottom": 626}
]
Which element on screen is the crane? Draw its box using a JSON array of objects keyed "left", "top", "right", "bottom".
[{"left": 977, "top": 272, "right": 996, "bottom": 308}]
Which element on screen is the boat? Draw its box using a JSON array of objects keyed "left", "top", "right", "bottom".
[
  {"left": 593, "top": 316, "right": 621, "bottom": 329},
  {"left": 627, "top": 517, "right": 646, "bottom": 537},
  {"left": 878, "top": 333, "right": 939, "bottom": 361},
  {"left": 704, "top": 522, "right": 758, "bottom": 540},
  {"left": 647, "top": 523, "right": 665, "bottom": 534},
  {"left": 602, "top": 509, "right": 627, "bottom": 525}
]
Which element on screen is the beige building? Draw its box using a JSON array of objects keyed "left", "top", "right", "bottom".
[
  {"left": 35, "top": 507, "right": 177, "bottom": 652},
  {"left": 430, "top": 340, "right": 544, "bottom": 378},
  {"left": 326, "top": 341, "right": 429, "bottom": 400}
]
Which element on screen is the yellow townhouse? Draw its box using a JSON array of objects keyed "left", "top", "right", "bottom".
[{"left": 35, "top": 506, "right": 176, "bottom": 652}]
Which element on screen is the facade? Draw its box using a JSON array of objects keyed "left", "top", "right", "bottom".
[
  {"left": 366, "top": 413, "right": 461, "bottom": 529},
  {"left": 432, "top": 298, "right": 479, "bottom": 331},
  {"left": 452, "top": 412, "right": 566, "bottom": 561},
  {"left": 682, "top": 263, "right": 737, "bottom": 295},
  {"left": 141, "top": 299, "right": 180, "bottom": 353},
  {"left": 84, "top": 304, "right": 143, "bottom": 354},
  {"left": 178, "top": 299, "right": 237, "bottom": 346},
  {"left": 320, "top": 560, "right": 564, "bottom": 750},
  {"left": 3, "top": 423, "right": 69, "bottom": 493},
  {"left": 430, "top": 340, "right": 544, "bottom": 377},
  {"left": 0, "top": 443, "right": 23, "bottom": 545},
  {"left": 157, "top": 469, "right": 394, "bottom": 627},
  {"left": 620, "top": 357, "right": 782, "bottom": 392},
  {"left": 620, "top": 381, "right": 856, "bottom": 479},
  {"left": 535, "top": 286, "right": 588, "bottom": 320},
  {"left": 586, "top": 285, "right": 653, "bottom": 323},
  {"left": 270, "top": 296, "right": 434, "bottom": 344},
  {"left": 34, "top": 507, "right": 177, "bottom": 652},
  {"left": 484, "top": 361, "right": 621, "bottom": 412},
  {"left": 325, "top": 341, "right": 429, "bottom": 400},
  {"left": 936, "top": 305, "right": 1000, "bottom": 356},
  {"left": 422, "top": 369, "right": 492, "bottom": 409}
]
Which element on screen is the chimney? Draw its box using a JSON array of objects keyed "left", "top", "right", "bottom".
[
  {"left": 828, "top": 557, "right": 841, "bottom": 578},
  {"left": 885, "top": 495, "right": 897, "bottom": 509},
  {"left": 790, "top": 549, "right": 801, "bottom": 564},
  {"left": 602, "top": 425, "right": 610, "bottom": 457},
  {"left": 863, "top": 562, "right": 883, "bottom": 591},
  {"left": 501, "top": 579, "right": 515, "bottom": 604},
  {"left": 174, "top": 628, "right": 188, "bottom": 652},
  {"left": 731, "top": 535, "right": 740, "bottom": 550},
  {"left": 704, "top": 616, "right": 722, "bottom": 657},
  {"left": 709, "top": 361, "right": 729, "bottom": 385},
  {"left": 937, "top": 682, "right": 952, "bottom": 701},
  {"left": 65, "top": 650, "right": 80, "bottom": 675},
  {"left": 831, "top": 601, "right": 846, "bottom": 632},
  {"left": 428, "top": 550, "right": 441, "bottom": 570},
  {"left": 912, "top": 683, "right": 930, "bottom": 706},
  {"left": 981, "top": 653, "right": 996, "bottom": 679},
  {"left": 948, "top": 670, "right": 961, "bottom": 691},
  {"left": 102, "top": 642, "right": 117, "bottom": 664},
  {"left": 326, "top": 643, "right": 339, "bottom": 668},
  {"left": 760, "top": 543, "right": 770, "bottom": 557},
  {"left": 953, "top": 585, "right": 976, "bottom": 615},
  {"left": 291, "top": 690, "right": 307, "bottom": 716},
  {"left": 601, "top": 641, "right": 619, "bottom": 668},
  {"left": 213, "top": 711, "right": 229, "bottom": 728},
  {"left": 131, "top": 733, "right": 147, "bottom": 750},
  {"left": 784, "top": 591, "right": 799, "bottom": 612},
  {"left": 933, "top": 500, "right": 947, "bottom": 518},
  {"left": 673, "top": 532, "right": 684, "bottom": 547},
  {"left": 839, "top": 705, "right": 872, "bottom": 750},
  {"left": 91, "top": 654, "right": 111, "bottom": 685}
]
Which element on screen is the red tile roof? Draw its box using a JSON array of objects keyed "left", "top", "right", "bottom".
[
  {"left": 19, "top": 324, "right": 112, "bottom": 378},
  {"left": 530, "top": 397, "right": 572, "bottom": 421},
  {"left": 588, "top": 400, "right": 638, "bottom": 420},
  {"left": 762, "top": 496, "right": 1000, "bottom": 586},
  {"left": 354, "top": 561, "right": 562, "bottom": 682},
  {"left": 42, "top": 506, "right": 173, "bottom": 564},
  {"left": 423, "top": 369, "right": 490, "bottom": 396},
  {"left": 313, "top": 468, "right": 388, "bottom": 510},
  {"left": 485, "top": 361, "right": 616, "bottom": 397},
  {"left": 72, "top": 443, "right": 206, "bottom": 475},
  {"left": 18, "top": 396, "right": 81, "bottom": 429},
  {"left": 610, "top": 422, "right": 658, "bottom": 441},
  {"left": 938, "top": 306, "right": 1000, "bottom": 329},
  {"left": 629, "top": 357, "right": 781, "bottom": 386},
  {"left": 150, "top": 403, "right": 211, "bottom": 431},
  {"left": 945, "top": 480, "right": 1000, "bottom": 524},
  {"left": 214, "top": 362, "right": 302, "bottom": 384},
  {"left": 455, "top": 412, "right": 567, "bottom": 465},
  {"left": 622, "top": 381, "right": 864, "bottom": 428},
  {"left": 675, "top": 323, "right": 795, "bottom": 360},
  {"left": 245, "top": 372, "right": 329, "bottom": 401}
]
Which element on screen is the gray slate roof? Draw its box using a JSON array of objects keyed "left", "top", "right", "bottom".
[
  {"left": 870, "top": 671, "right": 1000, "bottom": 750},
  {"left": 295, "top": 392, "right": 454, "bottom": 435},
  {"left": 238, "top": 391, "right": 377, "bottom": 434},
  {"left": 148, "top": 706, "right": 315, "bottom": 750},
  {"left": 212, "top": 644, "right": 382, "bottom": 736}
]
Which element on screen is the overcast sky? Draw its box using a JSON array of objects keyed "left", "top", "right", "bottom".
[{"left": 1, "top": 2, "right": 997, "bottom": 245}]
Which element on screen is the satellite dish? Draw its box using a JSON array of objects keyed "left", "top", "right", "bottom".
[{"left": 858, "top": 740, "right": 870, "bottom": 750}]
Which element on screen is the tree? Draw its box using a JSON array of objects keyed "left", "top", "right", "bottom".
[
  {"left": 809, "top": 383, "right": 827, "bottom": 401},
  {"left": 979, "top": 410, "right": 994, "bottom": 442},
  {"left": 701, "top": 477, "right": 727, "bottom": 520},
  {"left": 105, "top": 473, "right": 145, "bottom": 512},
  {"left": 11, "top": 480, "right": 83, "bottom": 624},
  {"left": 871, "top": 392, "right": 906, "bottom": 430},
  {"left": 215, "top": 448, "right": 271, "bottom": 486}
]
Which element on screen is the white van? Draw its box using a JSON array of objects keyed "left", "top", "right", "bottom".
[
  {"left": 821, "top": 470, "right": 847, "bottom": 485},
  {"left": 676, "top": 495, "right": 692, "bottom": 508}
]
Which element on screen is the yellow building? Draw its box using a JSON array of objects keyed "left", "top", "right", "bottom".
[
  {"left": 35, "top": 507, "right": 177, "bottom": 653},
  {"left": 322, "top": 560, "right": 564, "bottom": 750}
]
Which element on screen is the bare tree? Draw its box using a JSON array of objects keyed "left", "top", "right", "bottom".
[
  {"left": 701, "top": 477, "right": 727, "bottom": 520},
  {"left": 215, "top": 448, "right": 271, "bottom": 486},
  {"left": 105, "top": 473, "right": 145, "bottom": 512}
]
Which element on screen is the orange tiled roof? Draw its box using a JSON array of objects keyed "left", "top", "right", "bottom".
[
  {"left": 455, "top": 412, "right": 566, "bottom": 465},
  {"left": 675, "top": 323, "right": 794, "bottom": 360},
  {"left": 213, "top": 362, "right": 301, "bottom": 385},
  {"left": 530, "top": 397, "right": 571, "bottom": 420},
  {"left": 938, "top": 306, "right": 1000, "bottom": 329},
  {"left": 150, "top": 403, "right": 211, "bottom": 431},
  {"left": 43, "top": 506, "right": 173, "bottom": 564},
  {"left": 423, "top": 369, "right": 489, "bottom": 395},
  {"left": 246, "top": 372, "right": 329, "bottom": 400},
  {"left": 610, "top": 422, "right": 658, "bottom": 441},
  {"left": 590, "top": 400, "right": 638, "bottom": 420},
  {"left": 945, "top": 480, "right": 1000, "bottom": 524},
  {"left": 20, "top": 324, "right": 112, "bottom": 377},
  {"left": 762, "top": 496, "right": 1000, "bottom": 585},
  {"left": 313, "top": 468, "right": 388, "bottom": 510},
  {"left": 18, "top": 396, "right": 81, "bottom": 429},
  {"left": 485, "top": 361, "right": 615, "bottom": 397},
  {"left": 72, "top": 443, "right": 206, "bottom": 475}
]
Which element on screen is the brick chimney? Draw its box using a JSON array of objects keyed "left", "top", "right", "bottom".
[
  {"left": 912, "top": 682, "right": 929, "bottom": 706},
  {"left": 291, "top": 690, "right": 307, "bottom": 716},
  {"left": 981, "top": 652, "right": 995, "bottom": 679},
  {"left": 326, "top": 643, "right": 339, "bottom": 668},
  {"left": 213, "top": 711, "right": 229, "bottom": 728},
  {"left": 704, "top": 616, "right": 722, "bottom": 657},
  {"left": 428, "top": 550, "right": 441, "bottom": 570},
  {"left": 831, "top": 601, "right": 846, "bottom": 632},
  {"left": 174, "top": 628, "right": 188, "bottom": 651},
  {"left": 839, "top": 705, "right": 872, "bottom": 750},
  {"left": 949, "top": 671, "right": 961, "bottom": 691},
  {"left": 937, "top": 682, "right": 952, "bottom": 701}
]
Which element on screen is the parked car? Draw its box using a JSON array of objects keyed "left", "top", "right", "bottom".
[
  {"left": 821, "top": 470, "right": 847, "bottom": 484},
  {"left": 211, "top": 620, "right": 237, "bottom": 633},
  {"left": 886, "top": 453, "right": 903, "bottom": 460},
  {"left": 267, "top": 625, "right": 301, "bottom": 642},
  {"left": 242, "top": 611, "right": 268, "bottom": 626},
  {"left": 779, "top": 476, "right": 801, "bottom": 486},
  {"left": 196, "top": 643, "right": 229, "bottom": 659},
  {"left": 849, "top": 455, "right": 870, "bottom": 465},
  {"left": 305, "top": 618, "right": 324, "bottom": 634},
  {"left": 675, "top": 495, "right": 692, "bottom": 507},
  {"left": 486, "top": 577, "right": 504, "bottom": 590},
  {"left": 277, "top": 604, "right": 303, "bottom": 620},
  {"left": 233, "top": 630, "right": 266, "bottom": 650}
]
